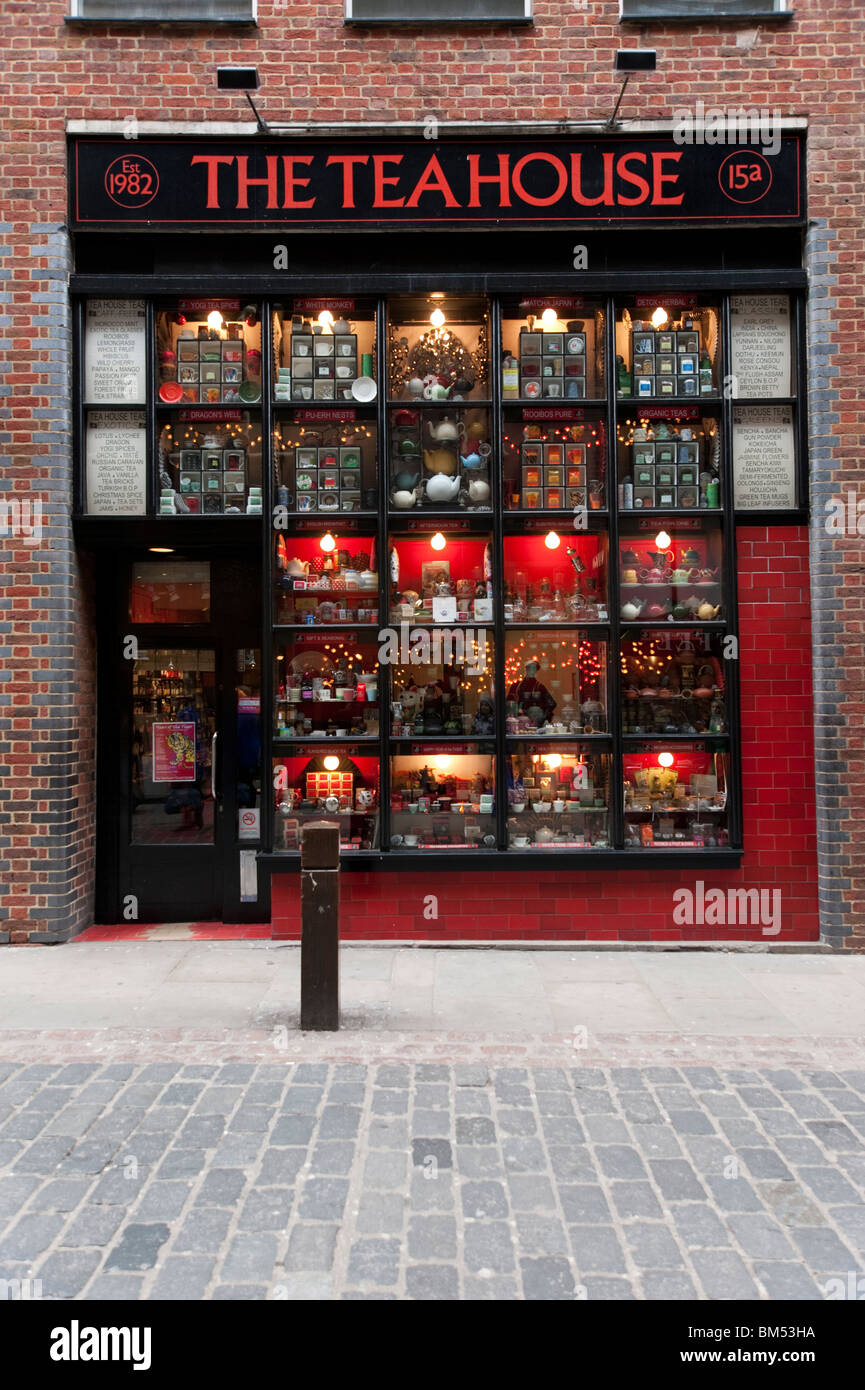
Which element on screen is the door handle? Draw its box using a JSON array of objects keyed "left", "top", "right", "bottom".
[{"left": 211, "top": 731, "right": 218, "bottom": 801}]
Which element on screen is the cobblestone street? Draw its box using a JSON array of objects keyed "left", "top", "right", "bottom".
[{"left": 2, "top": 1055, "right": 865, "bottom": 1301}]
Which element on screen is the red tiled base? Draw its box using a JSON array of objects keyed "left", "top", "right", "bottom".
[{"left": 75, "top": 923, "right": 271, "bottom": 942}]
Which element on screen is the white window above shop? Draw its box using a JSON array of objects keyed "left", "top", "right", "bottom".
[
  {"left": 620, "top": 0, "right": 791, "bottom": 17},
  {"left": 68, "top": 0, "right": 255, "bottom": 20},
  {"left": 345, "top": 0, "right": 532, "bottom": 22}
]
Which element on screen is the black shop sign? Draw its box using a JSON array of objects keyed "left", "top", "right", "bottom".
[{"left": 70, "top": 135, "right": 804, "bottom": 230}]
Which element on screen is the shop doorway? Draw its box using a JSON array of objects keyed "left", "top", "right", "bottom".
[{"left": 94, "top": 551, "right": 267, "bottom": 925}]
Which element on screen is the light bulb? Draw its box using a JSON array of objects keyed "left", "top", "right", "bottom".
[
  {"left": 658, "top": 752, "right": 674, "bottom": 768},
  {"left": 655, "top": 530, "right": 672, "bottom": 550},
  {"left": 430, "top": 532, "right": 446, "bottom": 552},
  {"left": 546, "top": 754, "right": 562, "bottom": 769},
  {"left": 323, "top": 755, "right": 340, "bottom": 771},
  {"left": 207, "top": 310, "right": 224, "bottom": 332},
  {"left": 435, "top": 755, "right": 450, "bottom": 770},
  {"left": 651, "top": 307, "right": 668, "bottom": 329},
  {"left": 540, "top": 308, "right": 558, "bottom": 329},
  {"left": 318, "top": 310, "right": 334, "bottom": 329},
  {"left": 319, "top": 532, "right": 336, "bottom": 553},
  {"left": 544, "top": 531, "right": 561, "bottom": 550},
  {"left": 430, "top": 308, "right": 446, "bottom": 329}
]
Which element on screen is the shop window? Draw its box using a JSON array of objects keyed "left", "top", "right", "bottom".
[
  {"left": 618, "top": 520, "right": 724, "bottom": 624},
  {"left": 273, "top": 751, "right": 380, "bottom": 852},
  {"left": 389, "top": 406, "right": 492, "bottom": 513},
  {"left": 390, "top": 750, "right": 497, "bottom": 851},
  {"left": 158, "top": 411, "right": 262, "bottom": 516},
  {"left": 505, "top": 630, "right": 608, "bottom": 734},
  {"left": 620, "top": 1, "right": 789, "bottom": 16},
  {"left": 501, "top": 298, "right": 606, "bottom": 404},
  {"left": 388, "top": 296, "right": 490, "bottom": 403},
  {"left": 275, "top": 633, "right": 380, "bottom": 742},
  {"left": 388, "top": 530, "right": 493, "bottom": 626},
  {"left": 69, "top": 1, "right": 255, "bottom": 19},
  {"left": 275, "top": 418, "right": 377, "bottom": 517},
  {"left": 503, "top": 414, "right": 607, "bottom": 513},
  {"left": 623, "top": 743, "right": 730, "bottom": 850},
  {"left": 273, "top": 301, "right": 377, "bottom": 408},
  {"left": 620, "top": 630, "right": 727, "bottom": 737},
  {"left": 617, "top": 411, "right": 721, "bottom": 513},
  {"left": 502, "top": 532, "right": 608, "bottom": 622},
  {"left": 506, "top": 746, "right": 611, "bottom": 851},
  {"left": 615, "top": 297, "right": 720, "bottom": 404},
  {"left": 130, "top": 562, "right": 211, "bottom": 623},
  {"left": 390, "top": 634, "right": 495, "bottom": 738},
  {"left": 346, "top": 0, "right": 533, "bottom": 22},
  {"left": 274, "top": 530, "right": 379, "bottom": 627},
  {"left": 131, "top": 650, "right": 216, "bottom": 845}
]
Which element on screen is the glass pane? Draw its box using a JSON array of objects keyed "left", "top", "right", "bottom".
[
  {"left": 503, "top": 532, "right": 608, "bottom": 622},
  {"left": 615, "top": 296, "right": 720, "bottom": 402},
  {"left": 131, "top": 649, "right": 215, "bottom": 845},
  {"left": 276, "top": 632, "right": 380, "bottom": 741},
  {"left": 388, "top": 295, "right": 490, "bottom": 401},
  {"left": 618, "top": 520, "right": 724, "bottom": 624},
  {"left": 501, "top": 297, "right": 606, "bottom": 401},
  {"left": 273, "top": 300, "right": 377, "bottom": 405},
  {"left": 274, "top": 530, "right": 379, "bottom": 627},
  {"left": 390, "top": 748, "right": 496, "bottom": 850},
  {"left": 623, "top": 742, "right": 730, "bottom": 848},
  {"left": 506, "top": 744, "right": 611, "bottom": 849},
  {"left": 617, "top": 410, "right": 721, "bottom": 513},
  {"left": 130, "top": 561, "right": 211, "bottom": 623},
  {"left": 502, "top": 413, "right": 607, "bottom": 512},
  {"left": 390, "top": 632, "right": 495, "bottom": 737},
  {"left": 621, "top": 630, "right": 727, "bottom": 737},
  {"left": 236, "top": 649, "right": 262, "bottom": 840},
  {"left": 388, "top": 529, "right": 492, "bottom": 624},
  {"left": 504, "top": 629, "right": 607, "bottom": 733},
  {"left": 389, "top": 406, "right": 491, "bottom": 512},
  {"left": 155, "top": 299, "right": 261, "bottom": 406},
  {"left": 273, "top": 750, "right": 380, "bottom": 852},
  {"left": 275, "top": 416, "right": 377, "bottom": 516},
  {"left": 157, "top": 411, "right": 262, "bottom": 515}
]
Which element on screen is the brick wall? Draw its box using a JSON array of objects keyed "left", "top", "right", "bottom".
[{"left": 0, "top": 1, "right": 860, "bottom": 941}]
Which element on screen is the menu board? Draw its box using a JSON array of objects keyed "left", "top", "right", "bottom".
[
  {"left": 732, "top": 405, "right": 796, "bottom": 511},
  {"left": 85, "top": 298, "right": 147, "bottom": 403},
  {"left": 85, "top": 410, "right": 147, "bottom": 515},
  {"left": 730, "top": 295, "right": 791, "bottom": 399}
]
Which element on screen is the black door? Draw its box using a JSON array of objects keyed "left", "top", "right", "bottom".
[{"left": 95, "top": 551, "right": 267, "bottom": 925}]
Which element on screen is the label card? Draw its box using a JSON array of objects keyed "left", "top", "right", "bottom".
[
  {"left": 730, "top": 294, "right": 792, "bottom": 399},
  {"left": 732, "top": 404, "right": 796, "bottom": 511},
  {"left": 85, "top": 409, "right": 147, "bottom": 515},
  {"left": 85, "top": 298, "right": 147, "bottom": 403}
]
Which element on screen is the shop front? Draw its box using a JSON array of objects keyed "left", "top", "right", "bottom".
[{"left": 70, "top": 128, "right": 818, "bottom": 941}]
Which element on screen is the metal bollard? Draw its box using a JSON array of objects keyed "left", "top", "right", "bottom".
[{"left": 300, "top": 821, "right": 340, "bottom": 1031}]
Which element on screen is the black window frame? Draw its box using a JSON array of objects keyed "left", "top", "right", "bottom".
[
  {"left": 620, "top": 0, "right": 792, "bottom": 20},
  {"left": 344, "top": 0, "right": 533, "bottom": 25},
  {"left": 66, "top": 0, "right": 256, "bottom": 24}
]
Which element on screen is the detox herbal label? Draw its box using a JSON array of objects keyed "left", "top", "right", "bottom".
[
  {"left": 84, "top": 298, "right": 147, "bottom": 403},
  {"left": 732, "top": 404, "right": 796, "bottom": 511},
  {"left": 85, "top": 410, "right": 147, "bottom": 515}
]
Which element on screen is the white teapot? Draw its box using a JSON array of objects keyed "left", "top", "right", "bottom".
[
  {"left": 467, "top": 478, "right": 490, "bottom": 503},
  {"left": 390, "top": 487, "right": 419, "bottom": 509},
  {"left": 427, "top": 416, "right": 464, "bottom": 442},
  {"left": 425, "top": 472, "right": 461, "bottom": 503},
  {"left": 285, "top": 558, "right": 310, "bottom": 578}
]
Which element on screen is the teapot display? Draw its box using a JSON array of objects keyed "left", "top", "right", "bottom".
[
  {"left": 285, "top": 557, "right": 310, "bottom": 578},
  {"left": 697, "top": 601, "right": 721, "bottom": 620},
  {"left": 424, "top": 472, "right": 461, "bottom": 504},
  {"left": 392, "top": 469, "right": 420, "bottom": 492},
  {"left": 467, "top": 478, "right": 490, "bottom": 504},
  {"left": 621, "top": 600, "right": 644, "bottom": 621},
  {"left": 391, "top": 486, "right": 419, "bottom": 509},
  {"left": 424, "top": 447, "right": 458, "bottom": 476},
  {"left": 427, "top": 416, "right": 464, "bottom": 442}
]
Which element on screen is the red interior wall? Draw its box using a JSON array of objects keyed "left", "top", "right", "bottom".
[{"left": 272, "top": 526, "right": 818, "bottom": 942}]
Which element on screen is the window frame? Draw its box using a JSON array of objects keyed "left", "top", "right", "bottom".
[
  {"left": 344, "top": 0, "right": 533, "bottom": 25},
  {"left": 619, "top": 0, "right": 792, "bottom": 20},
  {"left": 66, "top": 0, "right": 257, "bottom": 24}
]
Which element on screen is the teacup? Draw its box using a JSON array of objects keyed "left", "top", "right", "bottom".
[
  {"left": 403, "top": 834, "right": 419, "bottom": 847},
  {"left": 532, "top": 801, "right": 545, "bottom": 814},
  {"left": 512, "top": 836, "right": 529, "bottom": 848},
  {"left": 407, "top": 802, "right": 418, "bottom": 813},
  {"left": 512, "top": 801, "right": 526, "bottom": 813},
  {"left": 553, "top": 800, "right": 565, "bottom": 813}
]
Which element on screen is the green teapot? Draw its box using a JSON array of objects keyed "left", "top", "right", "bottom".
[{"left": 393, "top": 469, "right": 420, "bottom": 491}]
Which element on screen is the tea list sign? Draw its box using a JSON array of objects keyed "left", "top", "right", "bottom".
[
  {"left": 85, "top": 410, "right": 147, "bottom": 515},
  {"left": 85, "top": 298, "right": 147, "bottom": 403},
  {"left": 730, "top": 295, "right": 791, "bottom": 399},
  {"left": 732, "top": 405, "right": 796, "bottom": 511}
]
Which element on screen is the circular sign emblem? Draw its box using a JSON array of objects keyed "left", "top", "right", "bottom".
[
  {"left": 718, "top": 150, "right": 773, "bottom": 205},
  {"left": 240, "top": 810, "right": 257, "bottom": 828},
  {"left": 104, "top": 155, "right": 159, "bottom": 210}
]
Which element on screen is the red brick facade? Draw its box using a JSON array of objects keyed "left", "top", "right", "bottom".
[{"left": 0, "top": 1, "right": 859, "bottom": 943}]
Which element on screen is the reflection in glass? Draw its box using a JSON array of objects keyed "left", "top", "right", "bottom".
[
  {"left": 506, "top": 745, "right": 610, "bottom": 849},
  {"left": 130, "top": 561, "right": 211, "bottom": 623},
  {"left": 504, "top": 630, "right": 607, "bottom": 733},
  {"left": 131, "top": 649, "right": 215, "bottom": 845},
  {"left": 390, "top": 749, "right": 496, "bottom": 850},
  {"left": 623, "top": 743, "right": 729, "bottom": 848},
  {"left": 273, "top": 751, "right": 380, "bottom": 851}
]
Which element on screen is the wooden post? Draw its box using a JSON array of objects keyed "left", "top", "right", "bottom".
[{"left": 300, "top": 821, "right": 340, "bottom": 1031}]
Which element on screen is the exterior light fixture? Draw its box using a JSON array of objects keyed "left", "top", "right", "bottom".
[
  {"left": 216, "top": 66, "right": 267, "bottom": 132},
  {"left": 545, "top": 530, "right": 561, "bottom": 550},
  {"left": 319, "top": 532, "right": 336, "bottom": 553},
  {"left": 430, "top": 532, "right": 446, "bottom": 551},
  {"left": 608, "top": 49, "right": 658, "bottom": 128}
]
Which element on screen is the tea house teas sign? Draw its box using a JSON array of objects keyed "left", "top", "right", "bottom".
[
  {"left": 732, "top": 405, "right": 796, "bottom": 511},
  {"left": 84, "top": 299, "right": 147, "bottom": 403},
  {"left": 85, "top": 410, "right": 147, "bottom": 515},
  {"left": 729, "top": 295, "right": 791, "bottom": 398}
]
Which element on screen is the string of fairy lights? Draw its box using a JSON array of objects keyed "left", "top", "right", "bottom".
[{"left": 504, "top": 635, "right": 602, "bottom": 695}]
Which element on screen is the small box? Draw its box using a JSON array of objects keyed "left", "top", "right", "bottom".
[
  {"left": 657, "top": 354, "right": 675, "bottom": 376},
  {"left": 634, "top": 444, "right": 655, "bottom": 468},
  {"left": 656, "top": 464, "right": 676, "bottom": 488},
  {"left": 292, "top": 358, "right": 313, "bottom": 379},
  {"left": 522, "top": 463, "right": 542, "bottom": 488},
  {"left": 204, "top": 473, "right": 222, "bottom": 493},
  {"left": 313, "top": 338, "right": 334, "bottom": 357},
  {"left": 318, "top": 448, "right": 340, "bottom": 468},
  {"left": 521, "top": 380, "right": 542, "bottom": 400},
  {"left": 677, "top": 443, "right": 699, "bottom": 466},
  {"left": 635, "top": 355, "right": 655, "bottom": 376},
  {"left": 543, "top": 334, "right": 564, "bottom": 355},
  {"left": 657, "top": 332, "right": 674, "bottom": 354},
  {"left": 678, "top": 486, "right": 699, "bottom": 508},
  {"left": 658, "top": 378, "right": 676, "bottom": 396},
  {"left": 564, "top": 357, "right": 586, "bottom": 378},
  {"left": 203, "top": 495, "right": 223, "bottom": 514},
  {"left": 677, "top": 463, "right": 698, "bottom": 487},
  {"left": 637, "top": 378, "right": 654, "bottom": 397},
  {"left": 522, "top": 443, "right": 543, "bottom": 468},
  {"left": 523, "top": 488, "right": 542, "bottom": 509},
  {"left": 520, "top": 331, "right": 542, "bottom": 356},
  {"left": 223, "top": 448, "right": 245, "bottom": 470},
  {"left": 292, "top": 335, "right": 313, "bottom": 358},
  {"left": 199, "top": 343, "right": 222, "bottom": 362},
  {"left": 520, "top": 356, "right": 541, "bottom": 380},
  {"left": 294, "top": 470, "right": 316, "bottom": 492},
  {"left": 319, "top": 470, "right": 339, "bottom": 491},
  {"left": 334, "top": 361, "right": 356, "bottom": 382},
  {"left": 566, "top": 445, "right": 586, "bottom": 469},
  {"left": 184, "top": 495, "right": 201, "bottom": 513},
  {"left": 180, "top": 385, "right": 199, "bottom": 403},
  {"left": 223, "top": 471, "right": 246, "bottom": 497},
  {"left": 296, "top": 448, "right": 317, "bottom": 471},
  {"left": 200, "top": 363, "right": 221, "bottom": 385},
  {"left": 634, "top": 463, "right": 655, "bottom": 487},
  {"left": 545, "top": 487, "right": 563, "bottom": 509},
  {"left": 221, "top": 386, "right": 241, "bottom": 403},
  {"left": 566, "top": 465, "right": 586, "bottom": 487},
  {"left": 633, "top": 487, "right": 655, "bottom": 508},
  {"left": 180, "top": 449, "right": 201, "bottom": 469},
  {"left": 294, "top": 385, "right": 314, "bottom": 401},
  {"left": 313, "top": 381, "right": 335, "bottom": 400},
  {"left": 566, "top": 487, "right": 586, "bottom": 509},
  {"left": 340, "top": 490, "right": 361, "bottom": 511},
  {"left": 315, "top": 362, "right": 334, "bottom": 379},
  {"left": 564, "top": 379, "right": 586, "bottom": 399},
  {"left": 202, "top": 450, "right": 223, "bottom": 471},
  {"left": 545, "top": 444, "right": 563, "bottom": 467},
  {"left": 177, "top": 340, "right": 199, "bottom": 363},
  {"left": 202, "top": 386, "right": 222, "bottom": 404},
  {"left": 655, "top": 443, "right": 675, "bottom": 466},
  {"left": 657, "top": 486, "right": 676, "bottom": 508},
  {"left": 677, "top": 331, "right": 699, "bottom": 353},
  {"left": 179, "top": 471, "right": 201, "bottom": 494},
  {"left": 222, "top": 344, "right": 244, "bottom": 364},
  {"left": 340, "top": 447, "right": 361, "bottom": 470},
  {"left": 565, "top": 332, "right": 585, "bottom": 355},
  {"left": 678, "top": 377, "right": 698, "bottom": 396},
  {"left": 542, "top": 358, "right": 563, "bottom": 378},
  {"left": 678, "top": 354, "right": 696, "bottom": 375},
  {"left": 545, "top": 466, "right": 563, "bottom": 487},
  {"left": 334, "top": 334, "right": 357, "bottom": 358},
  {"left": 340, "top": 469, "right": 358, "bottom": 489},
  {"left": 633, "top": 332, "right": 654, "bottom": 355}
]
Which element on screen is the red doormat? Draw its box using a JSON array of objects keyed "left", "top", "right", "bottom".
[{"left": 75, "top": 923, "right": 271, "bottom": 942}]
